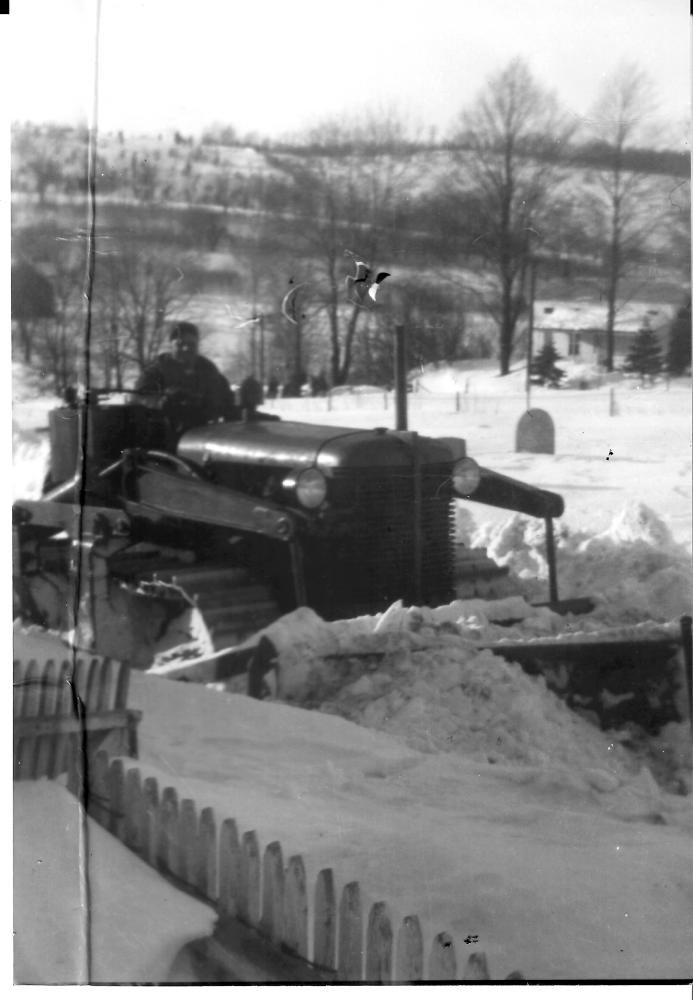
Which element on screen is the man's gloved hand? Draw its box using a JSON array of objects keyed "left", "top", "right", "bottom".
[{"left": 163, "top": 387, "right": 204, "bottom": 408}]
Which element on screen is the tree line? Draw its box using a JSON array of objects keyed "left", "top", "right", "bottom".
[{"left": 11, "top": 59, "right": 691, "bottom": 393}]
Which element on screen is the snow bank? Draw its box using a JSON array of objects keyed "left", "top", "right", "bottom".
[
  {"left": 470, "top": 501, "right": 693, "bottom": 623},
  {"left": 13, "top": 780, "right": 215, "bottom": 984},
  {"left": 12, "top": 363, "right": 59, "bottom": 499}
]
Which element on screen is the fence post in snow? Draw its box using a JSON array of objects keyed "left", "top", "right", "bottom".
[
  {"left": 609, "top": 387, "right": 618, "bottom": 416},
  {"left": 100, "top": 657, "right": 120, "bottom": 713},
  {"left": 395, "top": 914, "right": 423, "bottom": 983},
  {"left": 34, "top": 660, "right": 59, "bottom": 779},
  {"left": 365, "top": 901, "right": 394, "bottom": 983},
  {"left": 87, "top": 748, "right": 111, "bottom": 827},
  {"left": 156, "top": 785, "right": 180, "bottom": 876},
  {"left": 122, "top": 766, "right": 142, "bottom": 853},
  {"left": 218, "top": 817, "right": 242, "bottom": 917},
  {"left": 239, "top": 829, "right": 261, "bottom": 926},
  {"left": 177, "top": 798, "right": 198, "bottom": 886},
  {"left": 108, "top": 758, "right": 126, "bottom": 839},
  {"left": 19, "top": 660, "right": 42, "bottom": 782},
  {"left": 283, "top": 854, "right": 309, "bottom": 960},
  {"left": 338, "top": 881, "right": 363, "bottom": 980},
  {"left": 463, "top": 951, "right": 491, "bottom": 980},
  {"left": 455, "top": 391, "right": 460, "bottom": 413},
  {"left": 195, "top": 806, "right": 217, "bottom": 903},
  {"left": 313, "top": 868, "right": 337, "bottom": 971},
  {"left": 260, "top": 840, "right": 285, "bottom": 944},
  {"left": 428, "top": 931, "right": 457, "bottom": 980},
  {"left": 141, "top": 776, "right": 159, "bottom": 865}
]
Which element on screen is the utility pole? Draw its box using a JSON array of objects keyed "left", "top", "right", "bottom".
[
  {"left": 394, "top": 324, "right": 408, "bottom": 431},
  {"left": 525, "top": 256, "right": 538, "bottom": 411},
  {"left": 258, "top": 314, "right": 265, "bottom": 385}
]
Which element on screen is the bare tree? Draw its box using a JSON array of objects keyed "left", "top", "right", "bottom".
[
  {"left": 275, "top": 114, "right": 415, "bottom": 386},
  {"left": 11, "top": 260, "right": 55, "bottom": 363},
  {"left": 93, "top": 251, "right": 189, "bottom": 380},
  {"left": 451, "top": 59, "right": 574, "bottom": 375},
  {"left": 583, "top": 62, "right": 661, "bottom": 371},
  {"left": 33, "top": 250, "right": 84, "bottom": 393}
]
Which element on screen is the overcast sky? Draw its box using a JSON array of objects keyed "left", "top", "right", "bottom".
[{"left": 6, "top": 0, "right": 692, "bottom": 141}]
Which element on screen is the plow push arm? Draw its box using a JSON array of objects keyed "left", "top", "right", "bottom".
[{"left": 466, "top": 466, "right": 569, "bottom": 608}]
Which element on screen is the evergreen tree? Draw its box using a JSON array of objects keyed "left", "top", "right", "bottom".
[
  {"left": 666, "top": 299, "right": 692, "bottom": 375},
  {"left": 623, "top": 325, "right": 663, "bottom": 382},
  {"left": 530, "top": 340, "right": 565, "bottom": 387}
]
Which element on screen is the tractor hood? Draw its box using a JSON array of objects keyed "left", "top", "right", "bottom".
[{"left": 177, "top": 420, "right": 461, "bottom": 472}]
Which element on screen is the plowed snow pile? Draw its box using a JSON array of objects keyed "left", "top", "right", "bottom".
[
  {"left": 466, "top": 501, "right": 693, "bottom": 624},
  {"left": 254, "top": 501, "right": 691, "bottom": 796}
]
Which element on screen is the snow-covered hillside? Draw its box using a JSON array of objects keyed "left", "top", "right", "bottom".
[{"left": 12, "top": 362, "right": 692, "bottom": 983}]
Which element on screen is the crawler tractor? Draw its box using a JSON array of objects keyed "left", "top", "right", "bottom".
[
  {"left": 13, "top": 390, "right": 565, "bottom": 660},
  {"left": 13, "top": 391, "right": 690, "bottom": 731}
]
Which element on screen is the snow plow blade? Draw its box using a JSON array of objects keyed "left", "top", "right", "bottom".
[
  {"left": 539, "top": 597, "right": 596, "bottom": 616},
  {"left": 480, "top": 615, "right": 692, "bottom": 731},
  {"left": 148, "top": 635, "right": 278, "bottom": 696}
]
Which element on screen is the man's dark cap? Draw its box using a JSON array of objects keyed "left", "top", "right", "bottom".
[{"left": 170, "top": 321, "right": 200, "bottom": 342}]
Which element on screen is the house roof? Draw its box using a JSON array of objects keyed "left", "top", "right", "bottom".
[{"left": 534, "top": 300, "right": 675, "bottom": 334}]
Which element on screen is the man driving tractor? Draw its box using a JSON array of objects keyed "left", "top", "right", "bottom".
[{"left": 135, "top": 321, "right": 238, "bottom": 438}]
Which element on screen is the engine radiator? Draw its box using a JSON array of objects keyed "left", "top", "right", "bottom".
[{"left": 307, "top": 466, "right": 456, "bottom": 618}]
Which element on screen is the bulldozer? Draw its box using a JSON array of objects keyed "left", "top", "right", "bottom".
[{"left": 12, "top": 387, "right": 691, "bottom": 732}]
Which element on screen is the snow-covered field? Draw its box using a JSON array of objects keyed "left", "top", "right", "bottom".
[{"left": 12, "top": 361, "right": 693, "bottom": 984}]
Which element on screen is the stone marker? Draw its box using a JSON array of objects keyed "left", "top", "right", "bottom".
[{"left": 515, "top": 408, "right": 555, "bottom": 454}]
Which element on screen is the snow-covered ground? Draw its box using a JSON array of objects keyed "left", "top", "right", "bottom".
[{"left": 12, "top": 361, "right": 693, "bottom": 984}]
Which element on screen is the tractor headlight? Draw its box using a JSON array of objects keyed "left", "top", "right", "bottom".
[
  {"left": 294, "top": 467, "right": 327, "bottom": 509},
  {"left": 452, "top": 457, "right": 481, "bottom": 496}
]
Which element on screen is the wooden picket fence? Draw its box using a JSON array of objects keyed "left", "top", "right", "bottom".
[
  {"left": 13, "top": 655, "right": 141, "bottom": 781},
  {"left": 71, "top": 748, "right": 525, "bottom": 983}
]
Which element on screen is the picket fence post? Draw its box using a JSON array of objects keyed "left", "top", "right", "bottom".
[
  {"left": 141, "top": 776, "right": 159, "bottom": 865},
  {"left": 87, "top": 748, "right": 111, "bottom": 827},
  {"left": 282, "top": 854, "right": 308, "bottom": 960},
  {"left": 463, "top": 951, "right": 491, "bottom": 980},
  {"left": 218, "top": 817, "right": 242, "bottom": 917},
  {"left": 428, "top": 931, "right": 457, "bottom": 980},
  {"left": 34, "top": 660, "right": 59, "bottom": 778},
  {"left": 177, "top": 798, "right": 198, "bottom": 886},
  {"left": 365, "top": 901, "right": 393, "bottom": 983},
  {"left": 195, "top": 806, "right": 217, "bottom": 903},
  {"left": 108, "top": 758, "right": 126, "bottom": 838},
  {"left": 239, "top": 830, "right": 261, "bottom": 925},
  {"left": 122, "top": 767, "right": 142, "bottom": 852},
  {"left": 395, "top": 914, "right": 423, "bottom": 983},
  {"left": 313, "top": 868, "right": 336, "bottom": 971},
  {"left": 260, "top": 840, "right": 285, "bottom": 944},
  {"left": 19, "top": 660, "right": 43, "bottom": 781},
  {"left": 338, "top": 881, "right": 363, "bottom": 981},
  {"left": 156, "top": 786, "right": 179, "bottom": 876}
]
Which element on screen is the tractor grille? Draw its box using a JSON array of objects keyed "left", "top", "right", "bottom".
[{"left": 305, "top": 464, "right": 456, "bottom": 618}]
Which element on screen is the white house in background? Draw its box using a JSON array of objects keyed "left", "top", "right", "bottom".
[{"left": 533, "top": 300, "right": 675, "bottom": 364}]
